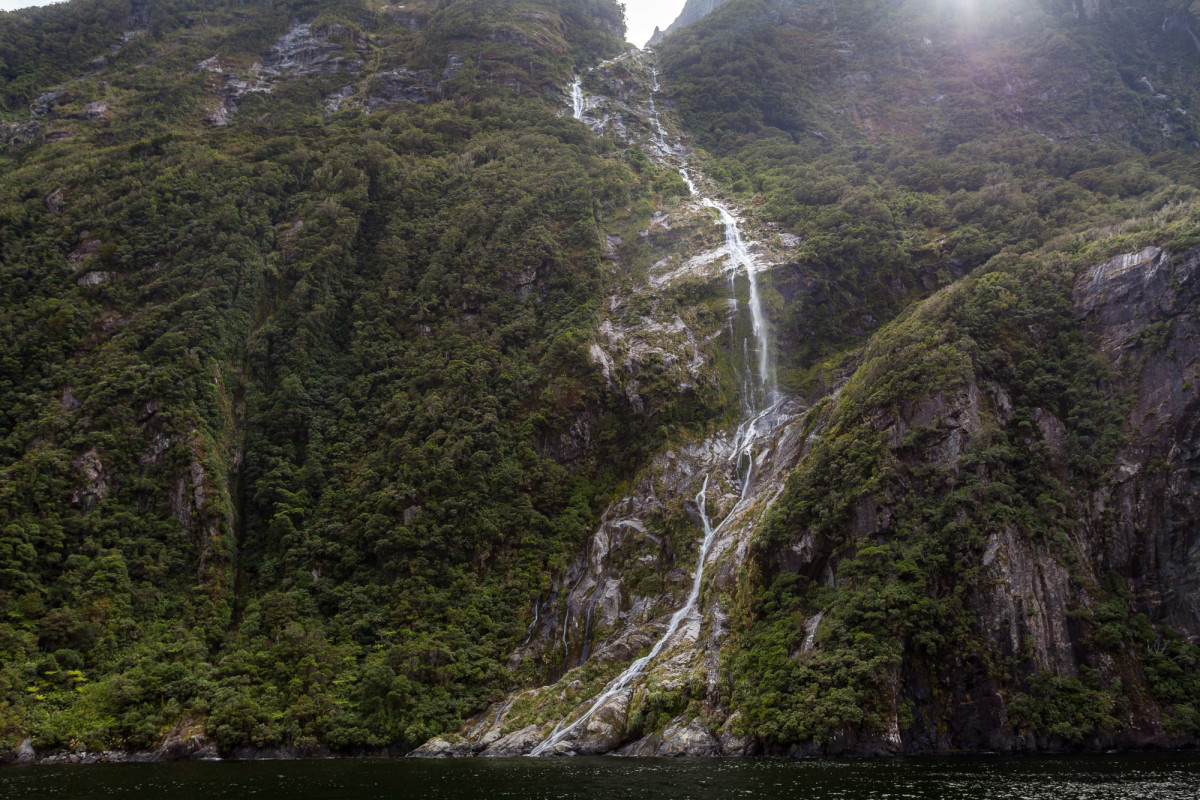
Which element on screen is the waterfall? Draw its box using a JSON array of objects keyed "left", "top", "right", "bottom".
[
  {"left": 531, "top": 475, "right": 721, "bottom": 756},
  {"left": 530, "top": 65, "right": 781, "bottom": 756},
  {"left": 701, "top": 199, "right": 776, "bottom": 407},
  {"left": 571, "top": 78, "right": 584, "bottom": 120}
]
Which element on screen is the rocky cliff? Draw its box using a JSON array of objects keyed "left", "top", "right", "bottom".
[{"left": 737, "top": 240, "right": 1200, "bottom": 756}]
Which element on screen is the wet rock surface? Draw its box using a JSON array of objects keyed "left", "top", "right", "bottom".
[
  {"left": 619, "top": 718, "right": 722, "bottom": 757},
  {"left": 407, "top": 737, "right": 473, "bottom": 759},
  {"left": 436, "top": 243, "right": 1200, "bottom": 759},
  {"left": 1075, "top": 245, "right": 1200, "bottom": 641}
]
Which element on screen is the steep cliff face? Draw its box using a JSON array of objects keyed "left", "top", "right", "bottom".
[
  {"left": 1077, "top": 246, "right": 1200, "bottom": 642},
  {"left": 736, "top": 241, "right": 1200, "bottom": 755}
]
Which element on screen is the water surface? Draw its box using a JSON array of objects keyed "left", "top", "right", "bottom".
[{"left": 4, "top": 754, "right": 1200, "bottom": 799}]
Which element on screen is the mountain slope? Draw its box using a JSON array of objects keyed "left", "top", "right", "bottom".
[
  {"left": 0, "top": 0, "right": 679, "bottom": 756},
  {"left": 649, "top": 0, "right": 1200, "bottom": 753},
  {"left": 415, "top": 0, "right": 1200, "bottom": 757},
  {"left": 660, "top": 0, "right": 1200, "bottom": 379},
  {"left": 1, "top": 0, "right": 1199, "bottom": 761}
]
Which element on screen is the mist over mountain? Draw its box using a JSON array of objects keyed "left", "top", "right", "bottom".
[{"left": 1, "top": 0, "right": 1198, "bottom": 761}]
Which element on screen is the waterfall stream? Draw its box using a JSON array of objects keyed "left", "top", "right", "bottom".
[
  {"left": 571, "top": 78, "right": 584, "bottom": 120},
  {"left": 530, "top": 63, "right": 780, "bottom": 756}
]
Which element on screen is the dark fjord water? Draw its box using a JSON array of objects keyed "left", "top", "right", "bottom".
[{"left": 4, "top": 755, "right": 1200, "bottom": 799}]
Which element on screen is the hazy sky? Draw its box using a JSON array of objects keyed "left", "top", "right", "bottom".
[
  {"left": 625, "top": 0, "right": 689, "bottom": 47},
  {"left": 0, "top": 0, "right": 687, "bottom": 48},
  {"left": 0, "top": 0, "right": 65, "bottom": 10}
]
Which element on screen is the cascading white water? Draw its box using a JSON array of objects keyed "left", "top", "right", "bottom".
[
  {"left": 530, "top": 65, "right": 781, "bottom": 757},
  {"left": 531, "top": 475, "right": 721, "bottom": 755},
  {"left": 701, "top": 199, "right": 776, "bottom": 406},
  {"left": 571, "top": 78, "right": 585, "bottom": 120}
]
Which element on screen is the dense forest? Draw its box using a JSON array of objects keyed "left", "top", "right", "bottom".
[
  {"left": 2, "top": 0, "right": 1199, "bottom": 759},
  {"left": 0, "top": 0, "right": 672, "bottom": 752}
]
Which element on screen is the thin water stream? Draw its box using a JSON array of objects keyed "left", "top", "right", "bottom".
[{"left": 570, "top": 78, "right": 584, "bottom": 120}]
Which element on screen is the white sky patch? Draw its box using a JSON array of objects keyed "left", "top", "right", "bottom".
[
  {"left": 0, "top": 0, "right": 65, "bottom": 11},
  {"left": 625, "top": 0, "right": 689, "bottom": 48}
]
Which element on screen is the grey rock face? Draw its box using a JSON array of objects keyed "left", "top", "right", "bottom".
[
  {"left": 70, "top": 448, "right": 109, "bottom": 508},
  {"left": 363, "top": 69, "right": 437, "bottom": 110},
  {"left": 77, "top": 270, "right": 117, "bottom": 286},
  {"left": 407, "top": 737, "right": 473, "bottom": 758},
  {"left": 30, "top": 89, "right": 65, "bottom": 118},
  {"left": 718, "top": 712, "right": 755, "bottom": 756},
  {"left": 479, "top": 725, "right": 541, "bottom": 757},
  {"left": 259, "top": 24, "right": 366, "bottom": 76},
  {"left": 1, "top": 120, "right": 41, "bottom": 148},
  {"left": 620, "top": 718, "right": 721, "bottom": 756},
  {"left": 1075, "top": 245, "right": 1200, "bottom": 641},
  {"left": 201, "top": 23, "right": 369, "bottom": 125},
  {"left": 978, "top": 526, "right": 1078, "bottom": 677}
]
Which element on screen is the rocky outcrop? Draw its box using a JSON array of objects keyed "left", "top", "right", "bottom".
[
  {"left": 259, "top": 24, "right": 366, "bottom": 76},
  {"left": 406, "top": 736, "right": 473, "bottom": 758},
  {"left": 362, "top": 68, "right": 438, "bottom": 109},
  {"left": 14, "top": 739, "right": 36, "bottom": 764},
  {"left": 200, "top": 23, "right": 370, "bottom": 125},
  {"left": 77, "top": 270, "right": 117, "bottom": 286},
  {"left": 978, "top": 525, "right": 1079, "bottom": 677},
  {"left": 618, "top": 718, "right": 721, "bottom": 756},
  {"left": 30, "top": 89, "right": 65, "bottom": 119},
  {"left": 1, "top": 120, "right": 41, "bottom": 149},
  {"left": 70, "top": 448, "right": 109, "bottom": 509}
]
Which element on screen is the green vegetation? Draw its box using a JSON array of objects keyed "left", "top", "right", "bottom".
[{"left": 0, "top": 0, "right": 684, "bottom": 754}]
